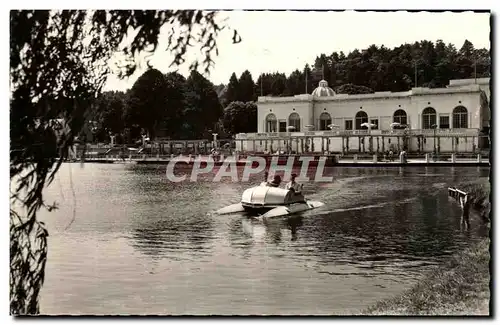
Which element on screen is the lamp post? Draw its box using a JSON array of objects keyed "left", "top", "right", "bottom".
[
  {"left": 327, "top": 124, "right": 339, "bottom": 154},
  {"left": 361, "top": 122, "right": 377, "bottom": 153},
  {"left": 140, "top": 129, "right": 148, "bottom": 147},
  {"left": 109, "top": 132, "right": 116, "bottom": 147},
  {"left": 287, "top": 126, "right": 295, "bottom": 154},
  {"left": 431, "top": 124, "right": 437, "bottom": 160},
  {"left": 212, "top": 133, "right": 218, "bottom": 150}
]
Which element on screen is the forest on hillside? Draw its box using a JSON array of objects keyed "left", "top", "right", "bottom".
[{"left": 90, "top": 39, "right": 490, "bottom": 143}]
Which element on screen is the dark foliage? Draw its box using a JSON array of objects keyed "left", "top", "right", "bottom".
[
  {"left": 223, "top": 39, "right": 490, "bottom": 102},
  {"left": 9, "top": 9, "right": 240, "bottom": 315},
  {"left": 222, "top": 101, "right": 257, "bottom": 135}
]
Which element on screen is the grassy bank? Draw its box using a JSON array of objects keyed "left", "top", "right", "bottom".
[
  {"left": 364, "top": 239, "right": 490, "bottom": 316},
  {"left": 364, "top": 181, "right": 491, "bottom": 316}
]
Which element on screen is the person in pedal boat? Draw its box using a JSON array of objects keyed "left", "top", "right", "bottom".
[
  {"left": 260, "top": 171, "right": 270, "bottom": 186},
  {"left": 267, "top": 175, "right": 282, "bottom": 187},
  {"left": 285, "top": 173, "right": 303, "bottom": 194}
]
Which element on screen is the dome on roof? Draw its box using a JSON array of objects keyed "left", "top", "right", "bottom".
[{"left": 312, "top": 80, "right": 336, "bottom": 97}]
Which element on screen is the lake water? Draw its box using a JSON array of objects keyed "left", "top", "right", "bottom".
[{"left": 37, "top": 163, "right": 490, "bottom": 315}]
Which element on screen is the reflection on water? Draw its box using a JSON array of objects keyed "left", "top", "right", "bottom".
[{"left": 38, "top": 164, "right": 490, "bottom": 315}]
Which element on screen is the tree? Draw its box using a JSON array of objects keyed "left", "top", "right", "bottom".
[
  {"left": 223, "top": 72, "right": 239, "bottom": 107},
  {"left": 335, "top": 83, "right": 374, "bottom": 95},
  {"left": 303, "top": 64, "right": 314, "bottom": 94},
  {"left": 238, "top": 70, "right": 256, "bottom": 102},
  {"left": 162, "top": 72, "right": 189, "bottom": 138},
  {"left": 270, "top": 72, "right": 287, "bottom": 96},
  {"left": 285, "top": 69, "right": 304, "bottom": 96},
  {"left": 216, "top": 84, "right": 228, "bottom": 108},
  {"left": 183, "top": 70, "right": 223, "bottom": 138},
  {"left": 255, "top": 73, "right": 273, "bottom": 97},
  {"left": 92, "top": 91, "right": 128, "bottom": 142},
  {"left": 222, "top": 101, "right": 257, "bottom": 135},
  {"left": 10, "top": 9, "right": 240, "bottom": 315},
  {"left": 124, "top": 68, "right": 169, "bottom": 140}
]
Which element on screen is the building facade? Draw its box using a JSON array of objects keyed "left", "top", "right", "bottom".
[{"left": 235, "top": 78, "right": 490, "bottom": 154}]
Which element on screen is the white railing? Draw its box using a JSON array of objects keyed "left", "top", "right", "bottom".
[{"left": 236, "top": 128, "right": 480, "bottom": 139}]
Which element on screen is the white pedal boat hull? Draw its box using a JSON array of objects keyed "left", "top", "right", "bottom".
[
  {"left": 259, "top": 200, "right": 324, "bottom": 219},
  {"left": 216, "top": 185, "right": 324, "bottom": 218}
]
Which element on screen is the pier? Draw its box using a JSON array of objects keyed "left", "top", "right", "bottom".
[{"left": 74, "top": 153, "right": 489, "bottom": 167}]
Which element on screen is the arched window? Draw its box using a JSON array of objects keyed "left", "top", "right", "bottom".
[
  {"left": 355, "top": 111, "right": 368, "bottom": 130},
  {"left": 393, "top": 109, "right": 407, "bottom": 125},
  {"left": 422, "top": 107, "right": 436, "bottom": 129},
  {"left": 319, "top": 112, "right": 332, "bottom": 131},
  {"left": 265, "top": 114, "right": 277, "bottom": 133},
  {"left": 452, "top": 106, "right": 468, "bottom": 129},
  {"left": 288, "top": 113, "right": 301, "bottom": 132}
]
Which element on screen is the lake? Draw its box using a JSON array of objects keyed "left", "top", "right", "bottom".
[{"left": 37, "top": 163, "right": 490, "bottom": 315}]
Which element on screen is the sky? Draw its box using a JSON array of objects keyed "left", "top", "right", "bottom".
[{"left": 103, "top": 10, "right": 491, "bottom": 91}]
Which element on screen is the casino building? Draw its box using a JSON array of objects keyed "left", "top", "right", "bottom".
[{"left": 235, "top": 78, "right": 490, "bottom": 154}]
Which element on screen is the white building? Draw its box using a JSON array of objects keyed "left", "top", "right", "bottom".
[{"left": 235, "top": 78, "right": 490, "bottom": 154}]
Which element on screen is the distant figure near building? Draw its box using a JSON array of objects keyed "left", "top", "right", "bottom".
[
  {"left": 460, "top": 194, "right": 472, "bottom": 229},
  {"left": 399, "top": 150, "right": 407, "bottom": 164}
]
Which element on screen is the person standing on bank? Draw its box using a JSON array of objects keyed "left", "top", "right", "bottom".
[{"left": 460, "top": 194, "right": 472, "bottom": 230}]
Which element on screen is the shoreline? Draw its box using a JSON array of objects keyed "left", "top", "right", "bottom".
[
  {"left": 363, "top": 181, "right": 491, "bottom": 316},
  {"left": 67, "top": 158, "right": 490, "bottom": 167}
]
